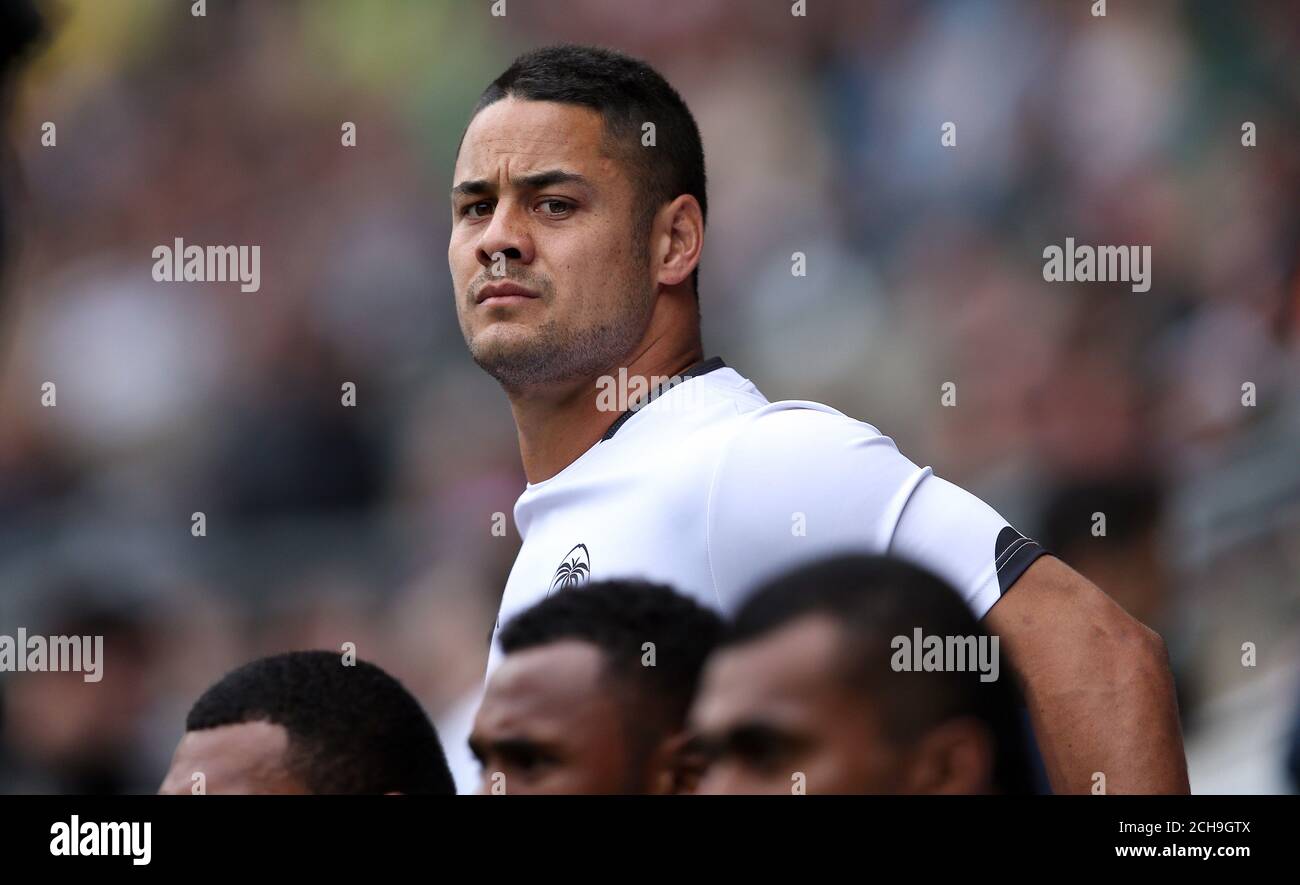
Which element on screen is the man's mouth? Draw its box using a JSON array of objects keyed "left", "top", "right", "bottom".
[{"left": 475, "top": 281, "right": 541, "bottom": 305}]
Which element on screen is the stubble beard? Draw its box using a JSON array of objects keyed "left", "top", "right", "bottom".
[{"left": 465, "top": 267, "right": 653, "bottom": 396}]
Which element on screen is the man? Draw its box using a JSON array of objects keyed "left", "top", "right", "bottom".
[
  {"left": 690, "top": 555, "right": 1035, "bottom": 794},
  {"left": 469, "top": 580, "right": 722, "bottom": 794},
  {"left": 159, "top": 650, "right": 455, "bottom": 795},
  {"left": 447, "top": 44, "right": 1187, "bottom": 793}
]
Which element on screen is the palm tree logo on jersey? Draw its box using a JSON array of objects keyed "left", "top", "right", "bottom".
[{"left": 549, "top": 544, "right": 591, "bottom": 595}]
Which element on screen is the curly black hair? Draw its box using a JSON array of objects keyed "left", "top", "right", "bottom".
[
  {"left": 186, "top": 650, "right": 455, "bottom": 795},
  {"left": 499, "top": 580, "right": 723, "bottom": 737}
]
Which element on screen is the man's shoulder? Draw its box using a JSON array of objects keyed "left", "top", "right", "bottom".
[
  {"left": 615, "top": 368, "right": 905, "bottom": 490},
  {"left": 616, "top": 364, "right": 767, "bottom": 449},
  {"left": 703, "top": 397, "right": 924, "bottom": 539},
  {"left": 671, "top": 368, "right": 889, "bottom": 449},
  {"left": 717, "top": 398, "right": 897, "bottom": 465},
  {"left": 674, "top": 365, "right": 769, "bottom": 415},
  {"left": 700, "top": 398, "right": 925, "bottom": 613}
]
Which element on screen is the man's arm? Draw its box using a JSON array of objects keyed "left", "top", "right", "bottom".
[
  {"left": 984, "top": 554, "right": 1189, "bottom": 794},
  {"left": 704, "top": 408, "right": 1190, "bottom": 793}
]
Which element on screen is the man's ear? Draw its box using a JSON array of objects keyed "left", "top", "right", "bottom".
[
  {"left": 653, "top": 194, "right": 704, "bottom": 290},
  {"left": 898, "top": 719, "right": 995, "bottom": 795}
]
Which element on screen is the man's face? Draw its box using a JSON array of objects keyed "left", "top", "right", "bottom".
[
  {"left": 469, "top": 640, "right": 647, "bottom": 794},
  {"left": 448, "top": 98, "right": 655, "bottom": 391},
  {"left": 689, "top": 616, "right": 908, "bottom": 795},
  {"left": 158, "top": 720, "right": 310, "bottom": 795}
]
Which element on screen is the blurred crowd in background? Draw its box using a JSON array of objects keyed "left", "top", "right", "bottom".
[{"left": 0, "top": 0, "right": 1297, "bottom": 793}]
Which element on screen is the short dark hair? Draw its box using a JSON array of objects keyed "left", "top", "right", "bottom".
[
  {"left": 498, "top": 580, "right": 723, "bottom": 738},
  {"left": 469, "top": 44, "right": 707, "bottom": 294},
  {"left": 728, "top": 555, "right": 1036, "bottom": 794},
  {"left": 186, "top": 650, "right": 455, "bottom": 795}
]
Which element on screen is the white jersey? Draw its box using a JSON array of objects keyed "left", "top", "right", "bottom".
[{"left": 486, "top": 358, "right": 1045, "bottom": 674}]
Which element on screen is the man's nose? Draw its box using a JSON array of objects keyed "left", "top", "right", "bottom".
[{"left": 477, "top": 202, "right": 534, "bottom": 271}]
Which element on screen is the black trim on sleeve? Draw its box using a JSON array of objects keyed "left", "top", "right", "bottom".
[
  {"left": 600, "top": 356, "right": 728, "bottom": 441},
  {"left": 995, "top": 525, "right": 1048, "bottom": 596}
]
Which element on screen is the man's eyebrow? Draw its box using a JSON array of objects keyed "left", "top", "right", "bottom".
[
  {"left": 722, "top": 722, "right": 800, "bottom": 754},
  {"left": 484, "top": 736, "right": 559, "bottom": 762},
  {"left": 451, "top": 170, "right": 590, "bottom": 198},
  {"left": 515, "top": 170, "right": 589, "bottom": 191},
  {"left": 451, "top": 179, "right": 492, "bottom": 198}
]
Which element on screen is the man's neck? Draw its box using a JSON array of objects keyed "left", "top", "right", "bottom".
[{"left": 507, "top": 337, "right": 705, "bottom": 484}]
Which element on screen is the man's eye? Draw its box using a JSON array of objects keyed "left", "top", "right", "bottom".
[
  {"left": 538, "top": 199, "right": 573, "bottom": 216},
  {"left": 463, "top": 201, "right": 493, "bottom": 219},
  {"left": 731, "top": 736, "right": 788, "bottom": 773},
  {"left": 508, "top": 750, "right": 552, "bottom": 775}
]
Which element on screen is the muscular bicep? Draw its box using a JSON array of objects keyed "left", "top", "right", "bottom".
[
  {"left": 982, "top": 554, "right": 1137, "bottom": 659},
  {"left": 981, "top": 554, "right": 1187, "bottom": 793}
]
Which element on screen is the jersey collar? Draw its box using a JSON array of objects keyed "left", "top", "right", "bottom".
[{"left": 600, "top": 356, "right": 728, "bottom": 441}]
